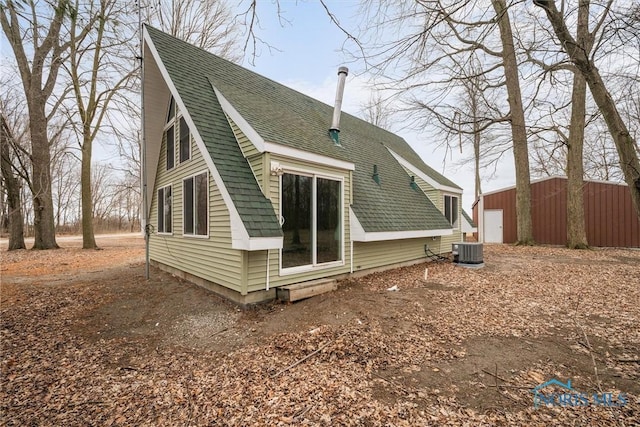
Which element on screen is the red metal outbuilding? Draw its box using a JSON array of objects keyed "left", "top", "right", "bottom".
[{"left": 472, "top": 176, "right": 640, "bottom": 247}]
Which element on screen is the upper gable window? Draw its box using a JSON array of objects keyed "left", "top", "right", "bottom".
[
  {"left": 179, "top": 116, "right": 191, "bottom": 163},
  {"left": 166, "top": 97, "right": 175, "bottom": 123},
  {"left": 165, "top": 97, "right": 175, "bottom": 170},
  {"left": 444, "top": 195, "right": 459, "bottom": 229},
  {"left": 164, "top": 96, "right": 190, "bottom": 169}
]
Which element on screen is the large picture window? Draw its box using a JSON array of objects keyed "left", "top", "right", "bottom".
[
  {"left": 157, "top": 185, "right": 172, "bottom": 234},
  {"left": 183, "top": 172, "right": 208, "bottom": 236},
  {"left": 281, "top": 172, "right": 342, "bottom": 270},
  {"left": 444, "top": 195, "right": 459, "bottom": 228}
]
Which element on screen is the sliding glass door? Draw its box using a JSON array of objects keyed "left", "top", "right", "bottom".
[{"left": 281, "top": 172, "right": 342, "bottom": 270}]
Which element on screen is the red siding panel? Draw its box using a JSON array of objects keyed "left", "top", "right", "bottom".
[{"left": 481, "top": 178, "right": 640, "bottom": 247}]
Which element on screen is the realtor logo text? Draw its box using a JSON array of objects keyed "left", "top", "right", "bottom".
[{"left": 531, "top": 378, "right": 627, "bottom": 408}]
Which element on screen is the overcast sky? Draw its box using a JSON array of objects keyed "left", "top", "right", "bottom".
[
  {"left": 237, "top": 1, "right": 517, "bottom": 212},
  {"left": 0, "top": 0, "right": 519, "bottom": 212}
]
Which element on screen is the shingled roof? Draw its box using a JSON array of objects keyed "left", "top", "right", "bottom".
[{"left": 146, "top": 26, "right": 457, "bottom": 235}]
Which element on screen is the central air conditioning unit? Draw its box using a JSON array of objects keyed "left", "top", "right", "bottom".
[{"left": 452, "top": 242, "right": 484, "bottom": 267}]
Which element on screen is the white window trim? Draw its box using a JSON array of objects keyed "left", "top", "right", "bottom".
[
  {"left": 182, "top": 171, "right": 209, "bottom": 238},
  {"left": 444, "top": 194, "right": 460, "bottom": 230},
  {"left": 278, "top": 168, "right": 345, "bottom": 276},
  {"left": 157, "top": 184, "right": 173, "bottom": 235}
]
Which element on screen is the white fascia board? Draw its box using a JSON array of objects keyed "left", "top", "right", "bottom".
[
  {"left": 387, "top": 148, "right": 461, "bottom": 194},
  {"left": 145, "top": 29, "right": 277, "bottom": 251},
  {"left": 266, "top": 142, "right": 355, "bottom": 171},
  {"left": 213, "top": 86, "right": 266, "bottom": 152},
  {"left": 232, "top": 235, "right": 283, "bottom": 251},
  {"left": 350, "top": 208, "right": 453, "bottom": 242},
  {"left": 462, "top": 214, "right": 477, "bottom": 233},
  {"left": 350, "top": 208, "right": 366, "bottom": 242},
  {"left": 141, "top": 42, "right": 166, "bottom": 219},
  {"left": 355, "top": 228, "right": 454, "bottom": 242}
]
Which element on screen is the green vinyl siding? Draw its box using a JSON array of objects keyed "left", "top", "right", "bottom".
[
  {"left": 226, "top": 114, "right": 264, "bottom": 192},
  {"left": 226, "top": 114, "right": 259, "bottom": 158},
  {"left": 353, "top": 237, "right": 444, "bottom": 272},
  {"left": 246, "top": 155, "right": 352, "bottom": 291},
  {"left": 150, "top": 119, "right": 242, "bottom": 291},
  {"left": 405, "top": 169, "right": 463, "bottom": 245},
  {"left": 401, "top": 165, "right": 440, "bottom": 206}
]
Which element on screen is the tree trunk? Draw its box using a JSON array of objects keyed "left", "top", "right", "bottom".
[
  {"left": 536, "top": 0, "right": 640, "bottom": 223},
  {"left": 0, "top": 115, "right": 26, "bottom": 250},
  {"left": 29, "top": 103, "right": 59, "bottom": 250},
  {"left": 0, "top": 2, "right": 66, "bottom": 250},
  {"left": 81, "top": 134, "right": 97, "bottom": 249},
  {"left": 582, "top": 67, "right": 640, "bottom": 221},
  {"left": 566, "top": 0, "right": 590, "bottom": 249},
  {"left": 472, "top": 96, "right": 482, "bottom": 200},
  {"left": 566, "top": 72, "right": 589, "bottom": 249},
  {"left": 493, "top": 0, "right": 534, "bottom": 245}
]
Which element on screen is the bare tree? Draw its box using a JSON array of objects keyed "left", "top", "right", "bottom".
[
  {"left": 563, "top": 0, "right": 592, "bottom": 249},
  {"left": 0, "top": 0, "right": 79, "bottom": 249},
  {"left": 534, "top": 0, "right": 640, "bottom": 221},
  {"left": 354, "top": 1, "right": 535, "bottom": 243},
  {"left": 359, "top": 90, "right": 394, "bottom": 130},
  {"left": 145, "top": 0, "right": 242, "bottom": 61},
  {"left": 51, "top": 150, "right": 80, "bottom": 229},
  {"left": 0, "top": 114, "right": 26, "bottom": 250},
  {"left": 63, "top": 0, "right": 137, "bottom": 249},
  {"left": 91, "top": 162, "right": 115, "bottom": 222}
]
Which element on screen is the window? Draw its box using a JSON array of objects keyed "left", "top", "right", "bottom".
[
  {"left": 281, "top": 172, "right": 342, "bottom": 270},
  {"left": 444, "top": 195, "right": 459, "bottom": 228},
  {"left": 165, "top": 97, "right": 175, "bottom": 170},
  {"left": 179, "top": 116, "right": 190, "bottom": 163},
  {"left": 157, "top": 185, "right": 172, "bottom": 233},
  {"left": 165, "top": 125, "right": 175, "bottom": 170},
  {"left": 183, "top": 172, "right": 208, "bottom": 236}
]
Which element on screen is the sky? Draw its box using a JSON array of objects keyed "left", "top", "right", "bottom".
[
  {"left": 0, "top": 0, "right": 519, "bottom": 213},
  {"left": 234, "top": 0, "right": 517, "bottom": 212}
]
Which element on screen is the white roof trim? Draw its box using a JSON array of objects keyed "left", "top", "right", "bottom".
[
  {"left": 462, "top": 214, "right": 477, "bottom": 233},
  {"left": 144, "top": 28, "right": 280, "bottom": 251},
  {"left": 265, "top": 142, "right": 355, "bottom": 171},
  {"left": 213, "top": 86, "right": 266, "bottom": 152},
  {"left": 233, "top": 236, "right": 283, "bottom": 251},
  {"left": 350, "top": 208, "right": 453, "bottom": 242},
  {"left": 387, "top": 148, "right": 461, "bottom": 194}
]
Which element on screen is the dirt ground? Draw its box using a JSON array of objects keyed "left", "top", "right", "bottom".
[{"left": 1, "top": 235, "right": 639, "bottom": 425}]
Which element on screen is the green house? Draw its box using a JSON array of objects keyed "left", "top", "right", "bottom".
[{"left": 142, "top": 26, "right": 464, "bottom": 304}]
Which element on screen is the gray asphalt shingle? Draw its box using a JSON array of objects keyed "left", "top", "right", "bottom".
[{"left": 147, "top": 27, "right": 455, "bottom": 234}]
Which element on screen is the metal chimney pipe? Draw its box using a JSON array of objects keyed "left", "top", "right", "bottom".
[{"left": 330, "top": 66, "right": 349, "bottom": 132}]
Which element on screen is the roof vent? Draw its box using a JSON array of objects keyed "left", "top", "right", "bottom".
[
  {"left": 372, "top": 164, "right": 380, "bottom": 185},
  {"left": 410, "top": 176, "right": 420, "bottom": 191},
  {"left": 329, "top": 66, "right": 349, "bottom": 146}
]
